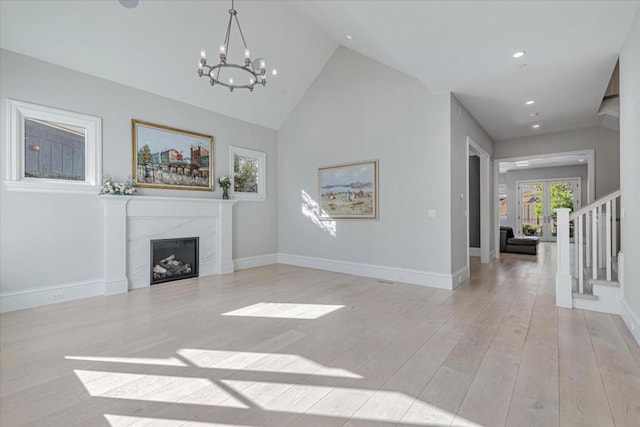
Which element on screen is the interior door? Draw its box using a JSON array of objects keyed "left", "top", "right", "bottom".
[{"left": 518, "top": 178, "right": 581, "bottom": 242}]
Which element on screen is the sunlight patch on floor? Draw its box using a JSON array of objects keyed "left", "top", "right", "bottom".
[
  {"left": 220, "top": 380, "right": 477, "bottom": 425},
  {"left": 302, "top": 189, "right": 337, "bottom": 236},
  {"left": 65, "top": 355, "right": 187, "bottom": 366},
  {"left": 221, "top": 302, "right": 344, "bottom": 319},
  {"left": 73, "top": 370, "right": 247, "bottom": 407},
  {"left": 177, "top": 349, "right": 362, "bottom": 378},
  {"left": 104, "top": 414, "right": 257, "bottom": 427}
]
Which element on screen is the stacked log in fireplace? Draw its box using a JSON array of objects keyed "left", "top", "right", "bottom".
[{"left": 152, "top": 254, "right": 192, "bottom": 281}]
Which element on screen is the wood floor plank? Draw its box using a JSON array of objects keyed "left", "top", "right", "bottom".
[
  {"left": 558, "top": 309, "right": 615, "bottom": 427},
  {"left": 584, "top": 311, "right": 640, "bottom": 427},
  {"left": 506, "top": 290, "right": 560, "bottom": 427}
]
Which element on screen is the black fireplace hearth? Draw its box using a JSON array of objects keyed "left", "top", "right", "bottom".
[{"left": 150, "top": 237, "right": 199, "bottom": 285}]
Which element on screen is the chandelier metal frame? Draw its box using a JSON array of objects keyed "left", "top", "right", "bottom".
[{"left": 197, "top": 0, "right": 266, "bottom": 92}]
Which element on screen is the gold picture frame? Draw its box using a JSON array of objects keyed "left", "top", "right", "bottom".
[
  {"left": 132, "top": 119, "right": 214, "bottom": 191},
  {"left": 318, "top": 160, "right": 378, "bottom": 220}
]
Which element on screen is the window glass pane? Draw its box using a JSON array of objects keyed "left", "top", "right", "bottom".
[
  {"left": 499, "top": 184, "right": 507, "bottom": 219},
  {"left": 24, "top": 118, "right": 85, "bottom": 181},
  {"left": 233, "top": 154, "right": 258, "bottom": 193}
]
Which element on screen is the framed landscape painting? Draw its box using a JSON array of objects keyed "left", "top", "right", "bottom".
[
  {"left": 132, "top": 120, "right": 213, "bottom": 191},
  {"left": 318, "top": 160, "right": 378, "bottom": 220}
]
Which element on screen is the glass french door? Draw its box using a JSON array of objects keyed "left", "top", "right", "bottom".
[{"left": 517, "top": 178, "right": 581, "bottom": 242}]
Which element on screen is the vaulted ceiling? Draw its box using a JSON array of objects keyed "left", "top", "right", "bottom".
[{"left": 1, "top": 0, "right": 638, "bottom": 140}]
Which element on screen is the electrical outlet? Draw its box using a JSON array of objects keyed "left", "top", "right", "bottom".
[{"left": 51, "top": 291, "right": 64, "bottom": 300}]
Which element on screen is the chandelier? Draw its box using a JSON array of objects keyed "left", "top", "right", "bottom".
[{"left": 197, "top": 0, "right": 272, "bottom": 92}]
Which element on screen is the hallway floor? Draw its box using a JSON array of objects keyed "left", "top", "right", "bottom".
[{"left": 1, "top": 244, "right": 639, "bottom": 426}]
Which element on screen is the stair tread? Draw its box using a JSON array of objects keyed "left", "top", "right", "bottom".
[
  {"left": 573, "top": 292, "right": 599, "bottom": 301},
  {"left": 590, "top": 279, "right": 620, "bottom": 287}
]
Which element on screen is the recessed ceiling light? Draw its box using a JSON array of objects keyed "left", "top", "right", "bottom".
[
  {"left": 532, "top": 123, "right": 540, "bottom": 129},
  {"left": 579, "top": 158, "right": 585, "bottom": 162},
  {"left": 346, "top": 34, "right": 353, "bottom": 40},
  {"left": 515, "top": 161, "right": 530, "bottom": 167},
  {"left": 512, "top": 51, "right": 526, "bottom": 58},
  {"left": 529, "top": 112, "right": 539, "bottom": 117},
  {"left": 118, "top": 0, "right": 139, "bottom": 8},
  {"left": 526, "top": 100, "right": 535, "bottom": 105}
]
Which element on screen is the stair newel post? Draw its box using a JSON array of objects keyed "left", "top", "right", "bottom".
[{"left": 556, "top": 208, "right": 572, "bottom": 308}]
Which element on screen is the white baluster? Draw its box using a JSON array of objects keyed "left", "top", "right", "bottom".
[
  {"left": 578, "top": 214, "right": 584, "bottom": 294},
  {"left": 599, "top": 205, "right": 605, "bottom": 269},
  {"left": 592, "top": 206, "right": 598, "bottom": 280},
  {"left": 586, "top": 211, "right": 591, "bottom": 268},
  {"left": 574, "top": 214, "right": 579, "bottom": 282},
  {"left": 612, "top": 199, "right": 617, "bottom": 258},
  {"left": 606, "top": 201, "right": 612, "bottom": 281}
]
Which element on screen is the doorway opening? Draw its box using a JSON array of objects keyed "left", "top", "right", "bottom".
[{"left": 466, "top": 137, "right": 491, "bottom": 272}]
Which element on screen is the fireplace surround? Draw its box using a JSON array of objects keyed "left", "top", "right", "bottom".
[{"left": 101, "top": 196, "right": 236, "bottom": 294}]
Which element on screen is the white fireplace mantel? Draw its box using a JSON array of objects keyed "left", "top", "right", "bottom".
[{"left": 101, "top": 195, "right": 236, "bottom": 295}]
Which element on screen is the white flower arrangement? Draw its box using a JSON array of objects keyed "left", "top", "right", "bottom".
[
  {"left": 100, "top": 175, "right": 136, "bottom": 195},
  {"left": 217, "top": 175, "right": 233, "bottom": 188}
]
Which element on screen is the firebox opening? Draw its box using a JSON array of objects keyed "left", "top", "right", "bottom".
[{"left": 150, "top": 237, "right": 199, "bottom": 285}]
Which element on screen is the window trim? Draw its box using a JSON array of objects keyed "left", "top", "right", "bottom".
[
  {"left": 229, "top": 145, "right": 266, "bottom": 201},
  {"left": 5, "top": 99, "right": 102, "bottom": 194}
]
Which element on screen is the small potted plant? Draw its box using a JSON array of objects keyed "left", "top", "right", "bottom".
[{"left": 217, "top": 175, "right": 232, "bottom": 200}]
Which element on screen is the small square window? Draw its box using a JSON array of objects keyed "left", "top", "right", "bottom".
[
  {"left": 5, "top": 99, "right": 102, "bottom": 194},
  {"left": 229, "top": 146, "right": 266, "bottom": 201}
]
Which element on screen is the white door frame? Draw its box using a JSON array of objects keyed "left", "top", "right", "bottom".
[
  {"left": 494, "top": 149, "right": 594, "bottom": 258},
  {"left": 466, "top": 137, "right": 491, "bottom": 266}
]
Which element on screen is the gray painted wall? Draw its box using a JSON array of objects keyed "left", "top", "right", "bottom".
[
  {"left": 494, "top": 126, "right": 620, "bottom": 199},
  {"left": 620, "top": 8, "right": 640, "bottom": 342},
  {"left": 469, "top": 156, "right": 480, "bottom": 248},
  {"left": 450, "top": 94, "right": 495, "bottom": 272},
  {"left": 503, "top": 165, "right": 588, "bottom": 232},
  {"left": 278, "top": 47, "right": 454, "bottom": 275},
  {"left": 0, "top": 49, "right": 278, "bottom": 294}
]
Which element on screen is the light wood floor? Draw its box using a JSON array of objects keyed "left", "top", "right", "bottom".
[{"left": 1, "top": 244, "right": 639, "bottom": 427}]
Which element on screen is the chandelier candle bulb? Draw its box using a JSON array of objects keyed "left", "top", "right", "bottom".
[
  {"left": 201, "top": 50, "right": 206, "bottom": 59},
  {"left": 244, "top": 49, "right": 250, "bottom": 59}
]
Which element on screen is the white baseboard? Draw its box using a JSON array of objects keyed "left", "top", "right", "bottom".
[
  {"left": 469, "top": 247, "right": 481, "bottom": 257},
  {"left": 277, "top": 253, "right": 456, "bottom": 290},
  {"left": 0, "top": 279, "right": 105, "bottom": 313},
  {"left": 234, "top": 253, "right": 278, "bottom": 271},
  {"left": 620, "top": 298, "right": 640, "bottom": 346},
  {"left": 451, "top": 266, "right": 469, "bottom": 289}
]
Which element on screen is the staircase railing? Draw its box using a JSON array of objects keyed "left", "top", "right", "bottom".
[{"left": 556, "top": 190, "right": 621, "bottom": 308}]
